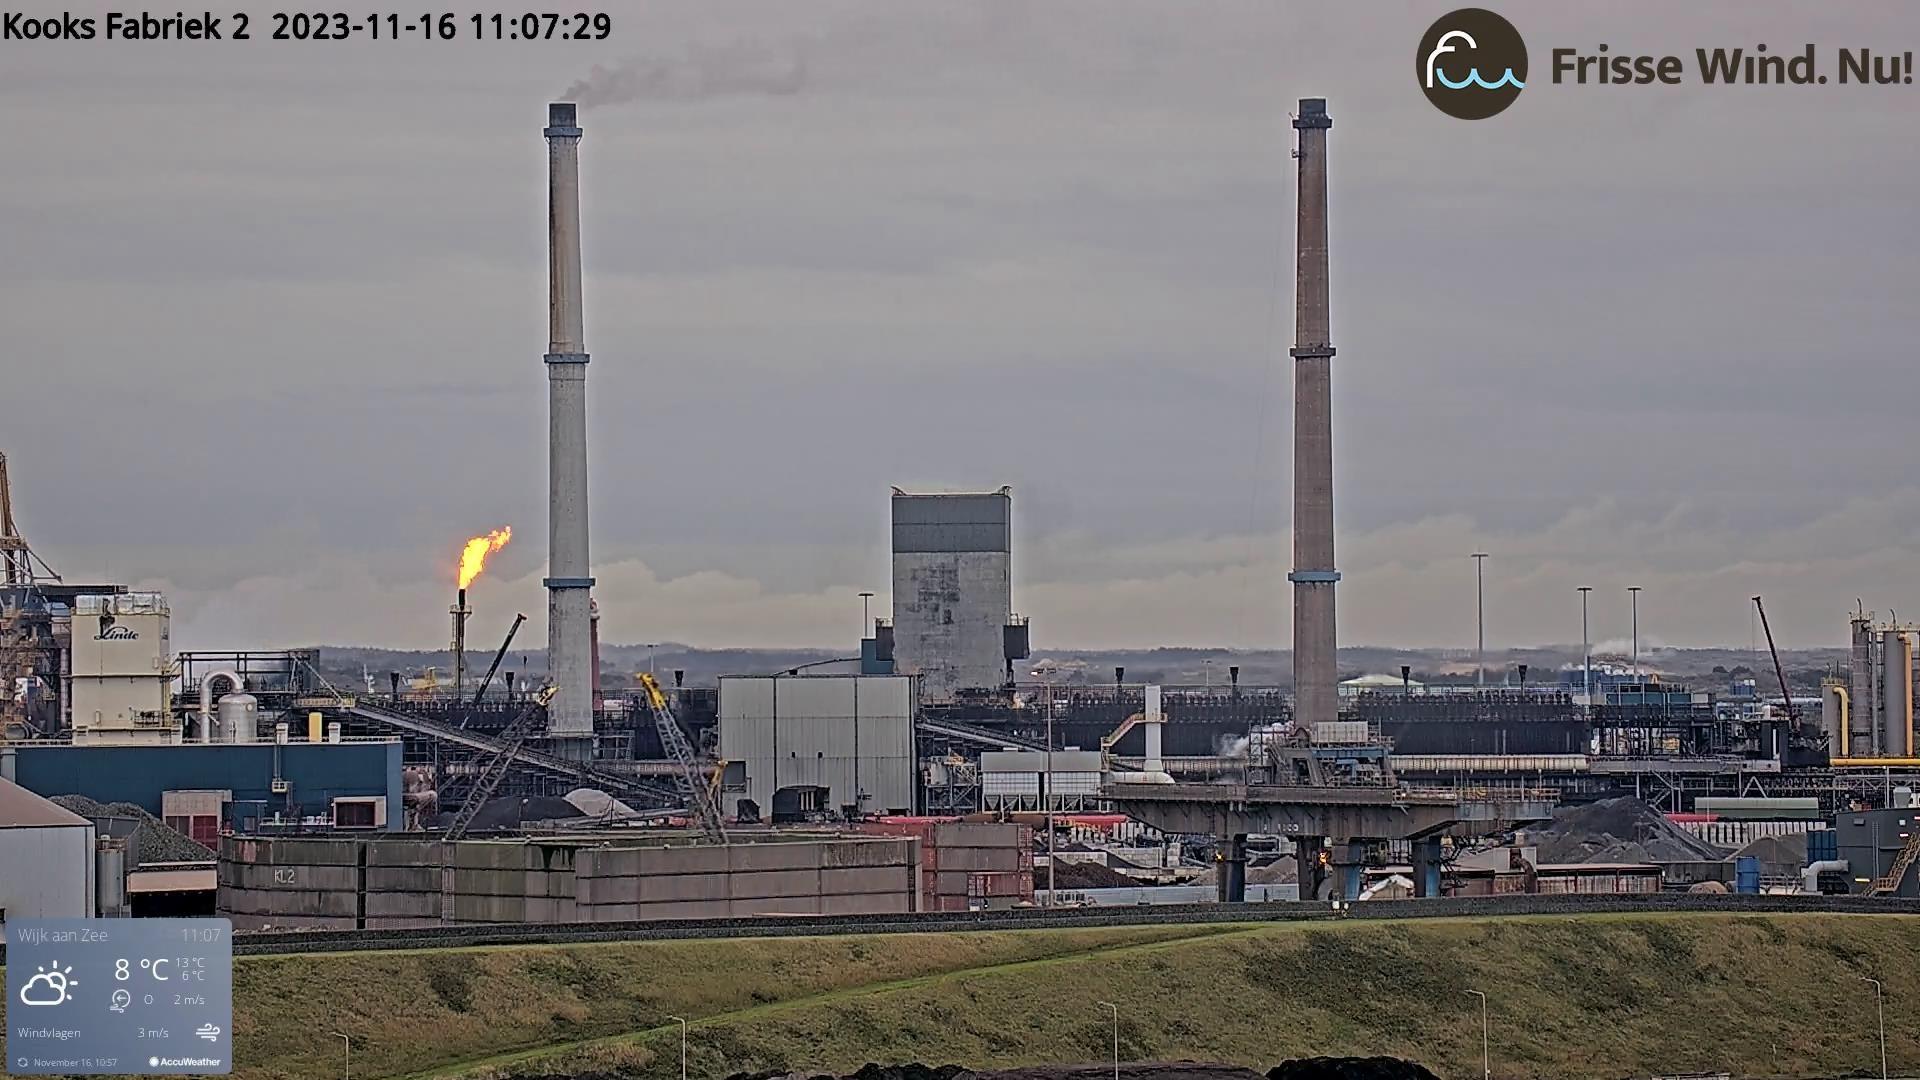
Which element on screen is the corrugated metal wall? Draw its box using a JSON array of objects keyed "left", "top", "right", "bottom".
[
  {"left": 718, "top": 675, "right": 916, "bottom": 817},
  {"left": 0, "top": 824, "right": 95, "bottom": 919}
]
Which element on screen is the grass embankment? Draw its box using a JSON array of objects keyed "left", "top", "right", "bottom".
[{"left": 8, "top": 915, "right": 1918, "bottom": 1080}]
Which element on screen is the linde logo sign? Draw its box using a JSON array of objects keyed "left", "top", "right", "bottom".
[{"left": 1419, "top": 9, "right": 1916, "bottom": 119}]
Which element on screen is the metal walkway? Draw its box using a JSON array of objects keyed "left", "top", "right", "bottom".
[{"left": 345, "top": 701, "right": 682, "bottom": 807}]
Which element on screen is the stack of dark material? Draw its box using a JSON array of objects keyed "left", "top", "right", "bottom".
[
  {"left": 1526, "top": 796, "right": 1728, "bottom": 864},
  {"left": 1733, "top": 833, "right": 1807, "bottom": 876},
  {"left": 723, "top": 1067, "right": 975, "bottom": 1080},
  {"left": 1268, "top": 1059, "right": 1442, "bottom": 1080},
  {"left": 1049, "top": 859, "right": 1140, "bottom": 889},
  {"left": 50, "top": 794, "right": 212, "bottom": 867},
  {"left": 721, "top": 1062, "right": 1441, "bottom": 1080},
  {"left": 435, "top": 795, "right": 586, "bottom": 833}
]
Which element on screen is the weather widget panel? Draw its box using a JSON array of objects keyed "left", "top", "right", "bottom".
[{"left": 6, "top": 919, "right": 233, "bottom": 1075}]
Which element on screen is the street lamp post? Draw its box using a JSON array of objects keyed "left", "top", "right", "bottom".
[
  {"left": 666, "top": 1015, "right": 689, "bottom": 1080},
  {"left": 1627, "top": 587, "right": 1642, "bottom": 679},
  {"left": 1465, "top": 990, "right": 1489, "bottom": 1080},
  {"left": 1097, "top": 1001, "right": 1119, "bottom": 1080},
  {"left": 330, "top": 1032, "right": 351, "bottom": 1080},
  {"left": 1472, "top": 554, "right": 1490, "bottom": 688},
  {"left": 1863, "top": 977, "right": 1888, "bottom": 1080},
  {"left": 1578, "top": 586, "right": 1593, "bottom": 706}
]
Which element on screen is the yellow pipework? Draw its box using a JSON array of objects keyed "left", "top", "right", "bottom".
[{"left": 1831, "top": 757, "right": 1920, "bottom": 768}]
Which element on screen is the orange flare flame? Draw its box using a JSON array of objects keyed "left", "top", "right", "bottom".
[{"left": 457, "top": 526, "right": 512, "bottom": 589}]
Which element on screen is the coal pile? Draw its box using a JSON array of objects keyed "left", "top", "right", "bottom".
[
  {"left": 1526, "top": 797, "right": 1728, "bottom": 864},
  {"left": 1267, "top": 1058, "right": 1441, "bottom": 1080},
  {"left": 987, "top": 1066, "right": 1261, "bottom": 1080},
  {"left": 723, "top": 1066, "right": 976, "bottom": 1080},
  {"left": 1050, "top": 859, "right": 1140, "bottom": 889},
  {"left": 51, "top": 794, "right": 212, "bottom": 866},
  {"left": 435, "top": 795, "right": 586, "bottom": 832},
  {"left": 718, "top": 1062, "right": 1436, "bottom": 1080},
  {"left": 1193, "top": 856, "right": 1297, "bottom": 888},
  {"left": 1733, "top": 833, "right": 1807, "bottom": 874}
]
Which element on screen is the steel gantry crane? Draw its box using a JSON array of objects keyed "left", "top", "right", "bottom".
[
  {"left": 636, "top": 671, "right": 728, "bottom": 842},
  {"left": 1, "top": 452, "right": 62, "bottom": 740},
  {"left": 441, "top": 683, "right": 556, "bottom": 841}
]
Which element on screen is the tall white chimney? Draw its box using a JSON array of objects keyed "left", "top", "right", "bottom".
[{"left": 543, "top": 102, "right": 594, "bottom": 745}]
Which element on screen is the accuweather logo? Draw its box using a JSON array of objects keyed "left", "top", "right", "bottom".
[{"left": 1418, "top": 8, "right": 1529, "bottom": 119}]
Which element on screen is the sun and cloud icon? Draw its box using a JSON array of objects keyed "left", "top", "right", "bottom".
[{"left": 19, "top": 962, "right": 79, "bottom": 1006}]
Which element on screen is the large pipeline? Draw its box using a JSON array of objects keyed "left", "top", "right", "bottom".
[{"left": 197, "top": 670, "right": 244, "bottom": 743}]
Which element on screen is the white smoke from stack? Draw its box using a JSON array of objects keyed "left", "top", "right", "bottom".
[
  {"left": 564, "top": 39, "right": 808, "bottom": 110},
  {"left": 1593, "top": 636, "right": 1668, "bottom": 658}
]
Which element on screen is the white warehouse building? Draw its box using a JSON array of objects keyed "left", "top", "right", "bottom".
[
  {"left": 717, "top": 674, "right": 918, "bottom": 822},
  {"left": 0, "top": 775, "right": 96, "bottom": 922}
]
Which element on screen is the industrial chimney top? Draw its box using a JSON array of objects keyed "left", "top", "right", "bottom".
[
  {"left": 1294, "top": 97, "right": 1332, "bottom": 129},
  {"left": 545, "top": 102, "right": 581, "bottom": 137}
]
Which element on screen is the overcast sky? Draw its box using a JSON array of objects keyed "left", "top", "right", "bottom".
[{"left": 4, "top": 2, "right": 1916, "bottom": 652}]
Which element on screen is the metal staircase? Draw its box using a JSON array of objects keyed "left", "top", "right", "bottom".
[{"left": 1869, "top": 831, "right": 1920, "bottom": 896}]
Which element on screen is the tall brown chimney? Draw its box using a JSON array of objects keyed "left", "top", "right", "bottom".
[{"left": 1288, "top": 98, "right": 1338, "bottom": 731}]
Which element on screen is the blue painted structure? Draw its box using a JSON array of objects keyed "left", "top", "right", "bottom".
[
  {"left": 11, "top": 742, "right": 402, "bottom": 832},
  {"left": 859, "top": 636, "right": 895, "bottom": 675}
]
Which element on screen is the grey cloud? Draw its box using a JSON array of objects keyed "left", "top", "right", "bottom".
[{"left": 3, "top": 0, "right": 1914, "bottom": 656}]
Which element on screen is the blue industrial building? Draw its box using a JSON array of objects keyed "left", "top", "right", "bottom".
[{"left": 5, "top": 741, "right": 402, "bottom": 833}]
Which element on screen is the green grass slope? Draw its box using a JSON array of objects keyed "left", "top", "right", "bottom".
[
  {"left": 8, "top": 915, "right": 1916, "bottom": 1080},
  {"left": 457, "top": 914, "right": 1920, "bottom": 1080},
  {"left": 234, "top": 926, "right": 1221, "bottom": 1080}
]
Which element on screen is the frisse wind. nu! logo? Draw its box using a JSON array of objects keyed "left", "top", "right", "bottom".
[{"left": 1418, "top": 8, "right": 1529, "bottom": 119}]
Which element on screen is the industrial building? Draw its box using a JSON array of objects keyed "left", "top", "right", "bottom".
[
  {"left": 5, "top": 740, "right": 403, "bottom": 832},
  {"left": 980, "top": 750, "right": 1104, "bottom": 812},
  {"left": 1834, "top": 805, "right": 1920, "bottom": 897},
  {"left": 67, "top": 592, "right": 176, "bottom": 744},
  {"left": 1834, "top": 612, "right": 1919, "bottom": 759},
  {"left": 0, "top": 775, "right": 96, "bottom": 921},
  {"left": 717, "top": 673, "right": 917, "bottom": 821},
  {"left": 890, "top": 488, "right": 1029, "bottom": 701}
]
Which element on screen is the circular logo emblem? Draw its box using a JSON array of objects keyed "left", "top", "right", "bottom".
[{"left": 1417, "top": 8, "right": 1527, "bottom": 119}]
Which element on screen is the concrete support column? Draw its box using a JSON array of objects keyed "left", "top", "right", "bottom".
[
  {"left": 1412, "top": 837, "right": 1443, "bottom": 899},
  {"left": 1222, "top": 833, "right": 1247, "bottom": 903},
  {"left": 1333, "top": 840, "right": 1368, "bottom": 902},
  {"left": 1296, "top": 835, "right": 1327, "bottom": 902}
]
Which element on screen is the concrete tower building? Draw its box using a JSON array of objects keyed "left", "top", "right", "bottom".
[
  {"left": 1288, "top": 98, "right": 1339, "bottom": 731},
  {"left": 542, "top": 103, "right": 594, "bottom": 742},
  {"left": 890, "top": 488, "right": 1018, "bottom": 702}
]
